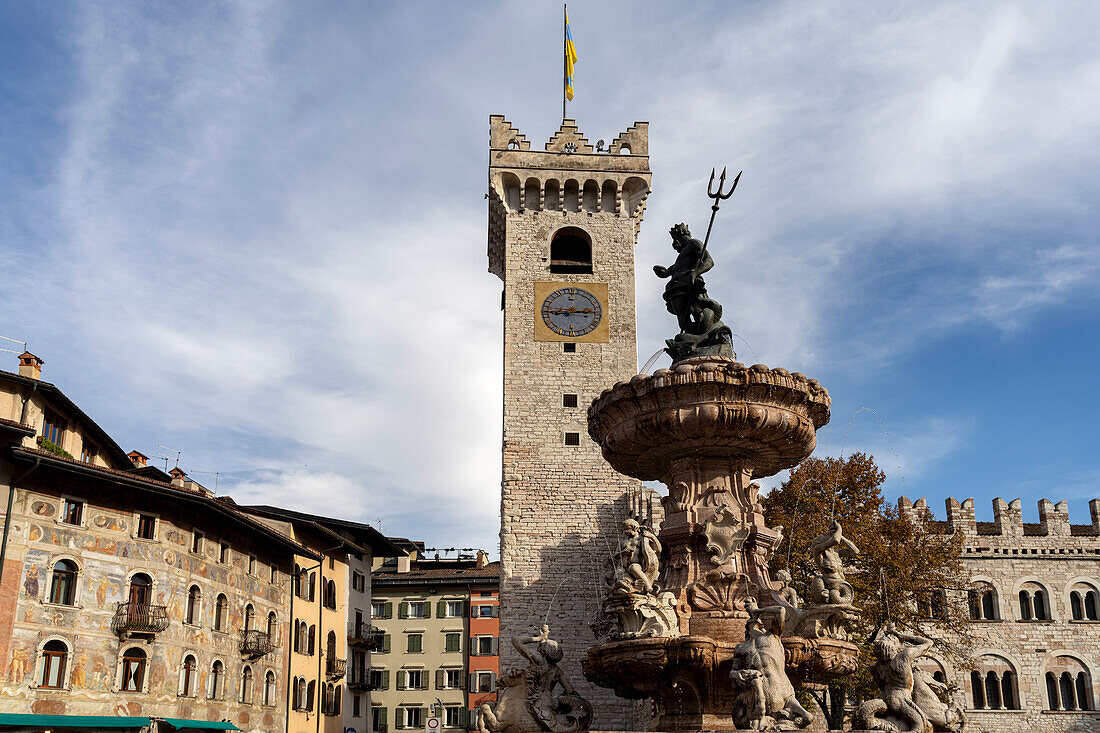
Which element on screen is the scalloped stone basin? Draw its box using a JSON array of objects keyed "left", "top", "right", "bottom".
[
  {"left": 582, "top": 635, "right": 858, "bottom": 731},
  {"left": 588, "top": 357, "right": 831, "bottom": 482}
]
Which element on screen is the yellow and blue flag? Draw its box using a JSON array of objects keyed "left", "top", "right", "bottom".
[{"left": 565, "top": 11, "right": 577, "bottom": 101}]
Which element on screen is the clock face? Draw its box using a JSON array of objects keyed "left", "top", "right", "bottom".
[{"left": 540, "top": 287, "right": 603, "bottom": 337}]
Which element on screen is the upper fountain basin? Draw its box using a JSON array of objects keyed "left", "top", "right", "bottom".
[{"left": 588, "top": 356, "right": 831, "bottom": 481}]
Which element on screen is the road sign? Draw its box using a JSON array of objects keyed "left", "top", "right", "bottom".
[{"left": 426, "top": 716, "right": 442, "bottom": 732}]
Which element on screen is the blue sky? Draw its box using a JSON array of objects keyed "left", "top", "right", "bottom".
[{"left": 1, "top": 2, "right": 1098, "bottom": 553}]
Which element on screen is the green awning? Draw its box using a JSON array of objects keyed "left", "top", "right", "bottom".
[
  {"left": 160, "top": 721, "right": 239, "bottom": 731},
  {"left": 0, "top": 714, "right": 150, "bottom": 728}
]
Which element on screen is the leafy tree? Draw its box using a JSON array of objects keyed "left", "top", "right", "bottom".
[{"left": 762, "top": 453, "right": 969, "bottom": 728}]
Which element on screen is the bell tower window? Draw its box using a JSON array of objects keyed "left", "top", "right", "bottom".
[{"left": 549, "top": 227, "right": 592, "bottom": 274}]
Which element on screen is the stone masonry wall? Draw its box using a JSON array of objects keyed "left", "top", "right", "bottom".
[
  {"left": 490, "top": 116, "right": 651, "bottom": 729},
  {"left": 900, "top": 496, "right": 1100, "bottom": 733}
]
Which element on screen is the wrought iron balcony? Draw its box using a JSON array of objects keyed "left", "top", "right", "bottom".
[
  {"left": 348, "top": 621, "right": 385, "bottom": 651},
  {"left": 239, "top": 629, "right": 276, "bottom": 659},
  {"left": 347, "top": 666, "right": 377, "bottom": 691},
  {"left": 111, "top": 602, "right": 169, "bottom": 637},
  {"left": 326, "top": 656, "right": 347, "bottom": 680}
]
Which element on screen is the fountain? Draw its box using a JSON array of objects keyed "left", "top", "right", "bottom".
[{"left": 580, "top": 176, "right": 861, "bottom": 731}]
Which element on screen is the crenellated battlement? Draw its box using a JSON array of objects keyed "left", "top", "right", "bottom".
[{"left": 899, "top": 496, "right": 1100, "bottom": 544}]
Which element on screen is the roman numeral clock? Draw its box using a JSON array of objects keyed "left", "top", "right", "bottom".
[{"left": 533, "top": 282, "right": 610, "bottom": 342}]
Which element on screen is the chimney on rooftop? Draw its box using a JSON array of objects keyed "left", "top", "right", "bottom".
[
  {"left": 128, "top": 451, "right": 149, "bottom": 468},
  {"left": 18, "top": 352, "right": 43, "bottom": 380},
  {"left": 476, "top": 549, "right": 489, "bottom": 568},
  {"left": 169, "top": 467, "right": 187, "bottom": 487}
]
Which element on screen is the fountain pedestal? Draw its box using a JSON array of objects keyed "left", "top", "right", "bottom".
[{"left": 582, "top": 357, "right": 858, "bottom": 731}]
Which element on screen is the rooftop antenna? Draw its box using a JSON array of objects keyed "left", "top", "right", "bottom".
[
  {"left": 188, "top": 470, "right": 220, "bottom": 494},
  {"left": 156, "top": 444, "right": 182, "bottom": 468},
  {"left": 0, "top": 335, "right": 28, "bottom": 356}
]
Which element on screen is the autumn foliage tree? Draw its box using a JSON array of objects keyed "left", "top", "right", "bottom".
[{"left": 762, "top": 453, "right": 969, "bottom": 727}]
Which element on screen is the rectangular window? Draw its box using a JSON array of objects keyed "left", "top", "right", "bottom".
[
  {"left": 476, "top": 671, "right": 493, "bottom": 693},
  {"left": 270, "top": 565, "right": 278, "bottom": 584},
  {"left": 248, "top": 555, "right": 256, "bottom": 575},
  {"left": 405, "top": 707, "right": 423, "bottom": 728},
  {"left": 329, "top": 555, "right": 334, "bottom": 570},
  {"left": 444, "top": 633, "right": 461, "bottom": 653},
  {"left": 445, "top": 600, "right": 464, "bottom": 617},
  {"left": 42, "top": 409, "right": 65, "bottom": 444},
  {"left": 372, "top": 707, "right": 384, "bottom": 732},
  {"left": 136, "top": 514, "right": 156, "bottom": 540},
  {"left": 444, "top": 669, "right": 462, "bottom": 689},
  {"left": 477, "top": 637, "right": 495, "bottom": 656},
  {"left": 80, "top": 442, "right": 97, "bottom": 464},
  {"left": 353, "top": 694, "right": 361, "bottom": 717},
  {"left": 219, "top": 542, "right": 230, "bottom": 564},
  {"left": 371, "top": 601, "right": 387, "bottom": 619},
  {"left": 60, "top": 499, "right": 83, "bottom": 526},
  {"left": 406, "top": 670, "right": 423, "bottom": 689},
  {"left": 369, "top": 668, "right": 385, "bottom": 689},
  {"left": 562, "top": 393, "right": 578, "bottom": 408},
  {"left": 191, "top": 532, "right": 203, "bottom": 554},
  {"left": 445, "top": 706, "right": 461, "bottom": 728},
  {"left": 475, "top": 605, "right": 496, "bottom": 618},
  {"left": 564, "top": 432, "right": 580, "bottom": 446},
  {"left": 407, "top": 634, "right": 423, "bottom": 654},
  {"left": 408, "top": 601, "right": 426, "bottom": 618},
  {"left": 563, "top": 342, "right": 576, "bottom": 353}
]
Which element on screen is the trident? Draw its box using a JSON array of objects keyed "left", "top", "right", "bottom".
[{"left": 702, "top": 167, "right": 742, "bottom": 256}]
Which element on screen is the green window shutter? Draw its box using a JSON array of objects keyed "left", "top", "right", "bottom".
[
  {"left": 456, "top": 670, "right": 465, "bottom": 690},
  {"left": 380, "top": 708, "right": 387, "bottom": 731},
  {"left": 445, "top": 633, "right": 459, "bottom": 653},
  {"left": 408, "top": 634, "right": 422, "bottom": 653},
  {"left": 396, "top": 670, "right": 406, "bottom": 690},
  {"left": 489, "top": 637, "right": 499, "bottom": 656},
  {"left": 468, "top": 672, "right": 476, "bottom": 692},
  {"left": 423, "top": 602, "right": 431, "bottom": 619},
  {"left": 383, "top": 634, "right": 391, "bottom": 653},
  {"left": 382, "top": 670, "right": 390, "bottom": 690},
  {"left": 489, "top": 672, "right": 497, "bottom": 689},
  {"left": 437, "top": 599, "right": 446, "bottom": 617},
  {"left": 398, "top": 602, "right": 408, "bottom": 619},
  {"left": 469, "top": 637, "right": 478, "bottom": 656},
  {"left": 459, "top": 708, "right": 468, "bottom": 727},
  {"left": 435, "top": 669, "right": 444, "bottom": 690},
  {"left": 461, "top": 600, "right": 467, "bottom": 618},
  {"left": 385, "top": 601, "right": 392, "bottom": 618},
  {"left": 419, "top": 707, "right": 426, "bottom": 723}
]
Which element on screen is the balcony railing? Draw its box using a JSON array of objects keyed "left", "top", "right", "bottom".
[
  {"left": 112, "top": 602, "right": 169, "bottom": 637},
  {"left": 326, "top": 656, "right": 347, "bottom": 680},
  {"left": 347, "top": 666, "right": 377, "bottom": 691},
  {"left": 239, "top": 629, "right": 276, "bottom": 658},
  {"left": 348, "top": 621, "right": 385, "bottom": 651}
]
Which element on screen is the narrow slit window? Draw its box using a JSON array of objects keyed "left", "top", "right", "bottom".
[
  {"left": 563, "top": 342, "right": 576, "bottom": 353},
  {"left": 562, "top": 394, "right": 578, "bottom": 408},
  {"left": 564, "top": 432, "right": 580, "bottom": 446}
]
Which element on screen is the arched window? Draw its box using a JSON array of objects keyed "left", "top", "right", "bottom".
[
  {"left": 264, "top": 671, "right": 276, "bottom": 706},
  {"left": 600, "top": 180, "right": 617, "bottom": 214},
  {"left": 1069, "top": 583, "right": 1100, "bottom": 620},
  {"left": 186, "top": 586, "right": 201, "bottom": 625},
  {"left": 208, "top": 660, "right": 224, "bottom": 699},
  {"left": 128, "top": 573, "right": 152, "bottom": 606},
  {"left": 524, "top": 178, "right": 541, "bottom": 211},
  {"left": 1046, "top": 656, "right": 1092, "bottom": 710},
  {"left": 582, "top": 179, "right": 599, "bottom": 212},
  {"left": 327, "top": 630, "right": 337, "bottom": 660},
  {"left": 120, "top": 647, "right": 146, "bottom": 692},
  {"left": 180, "top": 654, "right": 196, "bottom": 696},
  {"left": 49, "top": 560, "right": 77, "bottom": 605},
  {"left": 1071, "top": 591, "right": 1084, "bottom": 620},
  {"left": 267, "top": 611, "right": 278, "bottom": 641},
  {"left": 1019, "top": 582, "right": 1049, "bottom": 620},
  {"left": 549, "top": 227, "right": 592, "bottom": 274},
  {"left": 244, "top": 603, "right": 255, "bottom": 632},
  {"left": 971, "top": 655, "right": 1018, "bottom": 710},
  {"left": 1033, "top": 589, "right": 1050, "bottom": 620},
  {"left": 333, "top": 684, "right": 342, "bottom": 714},
  {"left": 1019, "top": 590, "right": 1033, "bottom": 620},
  {"left": 294, "top": 564, "right": 302, "bottom": 596},
  {"left": 39, "top": 640, "right": 68, "bottom": 688},
  {"left": 295, "top": 620, "right": 307, "bottom": 653},
  {"left": 968, "top": 583, "right": 998, "bottom": 620},
  {"left": 562, "top": 179, "right": 580, "bottom": 212},
  {"left": 240, "top": 665, "right": 254, "bottom": 704},
  {"left": 214, "top": 594, "right": 228, "bottom": 631}
]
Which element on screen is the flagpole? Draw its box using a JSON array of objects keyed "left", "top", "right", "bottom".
[{"left": 563, "top": 4, "right": 567, "bottom": 121}]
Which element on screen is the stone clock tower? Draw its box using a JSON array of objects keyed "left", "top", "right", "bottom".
[{"left": 487, "top": 115, "right": 651, "bottom": 727}]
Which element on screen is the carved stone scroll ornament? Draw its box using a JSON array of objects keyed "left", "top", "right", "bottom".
[
  {"left": 477, "top": 626, "right": 592, "bottom": 733},
  {"left": 703, "top": 502, "right": 750, "bottom": 565},
  {"left": 729, "top": 608, "right": 813, "bottom": 730}
]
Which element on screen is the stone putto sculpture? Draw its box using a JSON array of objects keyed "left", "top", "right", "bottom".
[
  {"left": 807, "top": 518, "right": 859, "bottom": 604},
  {"left": 854, "top": 624, "right": 935, "bottom": 732},
  {"left": 654, "top": 223, "right": 734, "bottom": 362},
  {"left": 600, "top": 513, "right": 679, "bottom": 639},
  {"left": 477, "top": 625, "right": 592, "bottom": 733},
  {"left": 730, "top": 607, "right": 814, "bottom": 730}
]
